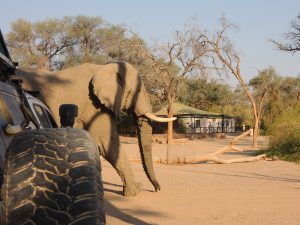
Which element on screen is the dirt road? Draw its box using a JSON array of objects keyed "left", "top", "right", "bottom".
[{"left": 103, "top": 137, "right": 300, "bottom": 225}]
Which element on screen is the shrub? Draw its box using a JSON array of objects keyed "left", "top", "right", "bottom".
[{"left": 263, "top": 105, "right": 300, "bottom": 163}]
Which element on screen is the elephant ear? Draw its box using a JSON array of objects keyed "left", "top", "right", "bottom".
[{"left": 90, "top": 63, "right": 124, "bottom": 117}]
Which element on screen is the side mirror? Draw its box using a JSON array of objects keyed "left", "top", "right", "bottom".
[{"left": 59, "top": 104, "right": 78, "bottom": 128}]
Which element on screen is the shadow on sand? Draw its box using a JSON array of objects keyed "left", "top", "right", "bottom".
[
  {"left": 104, "top": 194, "right": 165, "bottom": 225},
  {"left": 163, "top": 166, "right": 300, "bottom": 183},
  {"left": 103, "top": 181, "right": 155, "bottom": 197}
]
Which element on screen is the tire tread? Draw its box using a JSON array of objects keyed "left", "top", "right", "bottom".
[{"left": 1, "top": 128, "right": 105, "bottom": 225}]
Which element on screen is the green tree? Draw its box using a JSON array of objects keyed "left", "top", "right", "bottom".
[
  {"left": 279, "top": 76, "right": 300, "bottom": 108},
  {"left": 6, "top": 18, "right": 75, "bottom": 70},
  {"left": 6, "top": 16, "right": 147, "bottom": 71},
  {"left": 62, "top": 15, "right": 107, "bottom": 67},
  {"left": 266, "top": 75, "right": 300, "bottom": 129},
  {"left": 263, "top": 104, "right": 300, "bottom": 163},
  {"left": 179, "top": 78, "right": 253, "bottom": 127},
  {"left": 250, "top": 68, "right": 300, "bottom": 132},
  {"left": 249, "top": 67, "right": 281, "bottom": 133},
  {"left": 62, "top": 16, "right": 135, "bottom": 68},
  {"left": 179, "top": 77, "right": 233, "bottom": 112}
]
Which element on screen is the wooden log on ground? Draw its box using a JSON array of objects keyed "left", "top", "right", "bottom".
[{"left": 132, "top": 130, "right": 268, "bottom": 165}]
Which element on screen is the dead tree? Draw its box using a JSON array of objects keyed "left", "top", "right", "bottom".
[
  {"left": 271, "top": 14, "right": 300, "bottom": 53},
  {"left": 125, "top": 27, "right": 212, "bottom": 144},
  {"left": 203, "top": 17, "right": 261, "bottom": 148}
]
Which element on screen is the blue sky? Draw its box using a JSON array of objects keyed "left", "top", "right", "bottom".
[{"left": 1, "top": 0, "right": 299, "bottom": 85}]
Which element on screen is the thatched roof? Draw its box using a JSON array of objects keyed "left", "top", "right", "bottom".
[{"left": 154, "top": 102, "right": 222, "bottom": 117}]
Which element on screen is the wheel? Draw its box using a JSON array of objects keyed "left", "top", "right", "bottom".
[{"left": 1, "top": 128, "right": 105, "bottom": 225}]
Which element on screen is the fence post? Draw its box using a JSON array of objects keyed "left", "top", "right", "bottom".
[{"left": 221, "top": 114, "right": 225, "bottom": 133}]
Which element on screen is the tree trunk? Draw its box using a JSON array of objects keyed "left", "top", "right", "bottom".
[
  {"left": 237, "top": 82, "right": 260, "bottom": 148},
  {"left": 167, "top": 113, "right": 174, "bottom": 143},
  {"left": 167, "top": 94, "right": 175, "bottom": 143},
  {"left": 256, "top": 92, "right": 266, "bottom": 141},
  {"left": 253, "top": 117, "right": 259, "bottom": 148},
  {"left": 214, "top": 49, "right": 260, "bottom": 148},
  {"left": 166, "top": 114, "right": 174, "bottom": 163},
  {"left": 166, "top": 94, "right": 175, "bottom": 164}
]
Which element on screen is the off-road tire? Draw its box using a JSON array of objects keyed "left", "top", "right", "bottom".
[{"left": 1, "top": 128, "right": 105, "bottom": 225}]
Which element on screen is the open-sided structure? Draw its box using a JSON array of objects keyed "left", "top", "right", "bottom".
[{"left": 153, "top": 102, "right": 236, "bottom": 135}]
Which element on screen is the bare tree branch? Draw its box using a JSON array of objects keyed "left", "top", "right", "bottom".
[{"left": 271, "top": 14, "right": 300, "bottom": 53}]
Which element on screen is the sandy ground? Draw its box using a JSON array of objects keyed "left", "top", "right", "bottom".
[{"left": 102, "top": 136, "right": 300, "bottom": 225}]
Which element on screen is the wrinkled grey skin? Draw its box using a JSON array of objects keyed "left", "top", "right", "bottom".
[{"left": 18, "top": 62, "right": 160, "bottom": 196}]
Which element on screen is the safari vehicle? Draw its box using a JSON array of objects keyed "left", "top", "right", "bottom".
[{"left": 0, "top": 30, "right": 105, "bottom": 225}]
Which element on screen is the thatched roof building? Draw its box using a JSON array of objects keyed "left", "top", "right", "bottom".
[
  {"left": 154, "top": 102, "right": 222, "bottom": 117},
  {"left": 153, "top": 102, "right": 235, "bottom": 135}
]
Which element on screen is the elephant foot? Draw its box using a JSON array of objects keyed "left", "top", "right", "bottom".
[{"left": 123, "top": 182, "right": 143, "bottom": 197}]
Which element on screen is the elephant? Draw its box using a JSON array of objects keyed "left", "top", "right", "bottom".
[{"left": 17, "top": 62, "right": 175, "bottom": 196}]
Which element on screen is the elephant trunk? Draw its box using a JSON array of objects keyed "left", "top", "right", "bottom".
[{"left": 135, "top": 116, "right": 160, "bottom": 192}]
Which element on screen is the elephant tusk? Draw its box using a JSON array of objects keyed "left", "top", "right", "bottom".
[{"left": 145, "top": 113, "right": 177, "bottom": 123}]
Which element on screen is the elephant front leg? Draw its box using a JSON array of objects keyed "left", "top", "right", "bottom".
[
  {"left": 100, "top": 143, "right": 143, "bottom": 197},
  {"left": 89, "top": 114, "right": 143, "bottom": 196}
]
